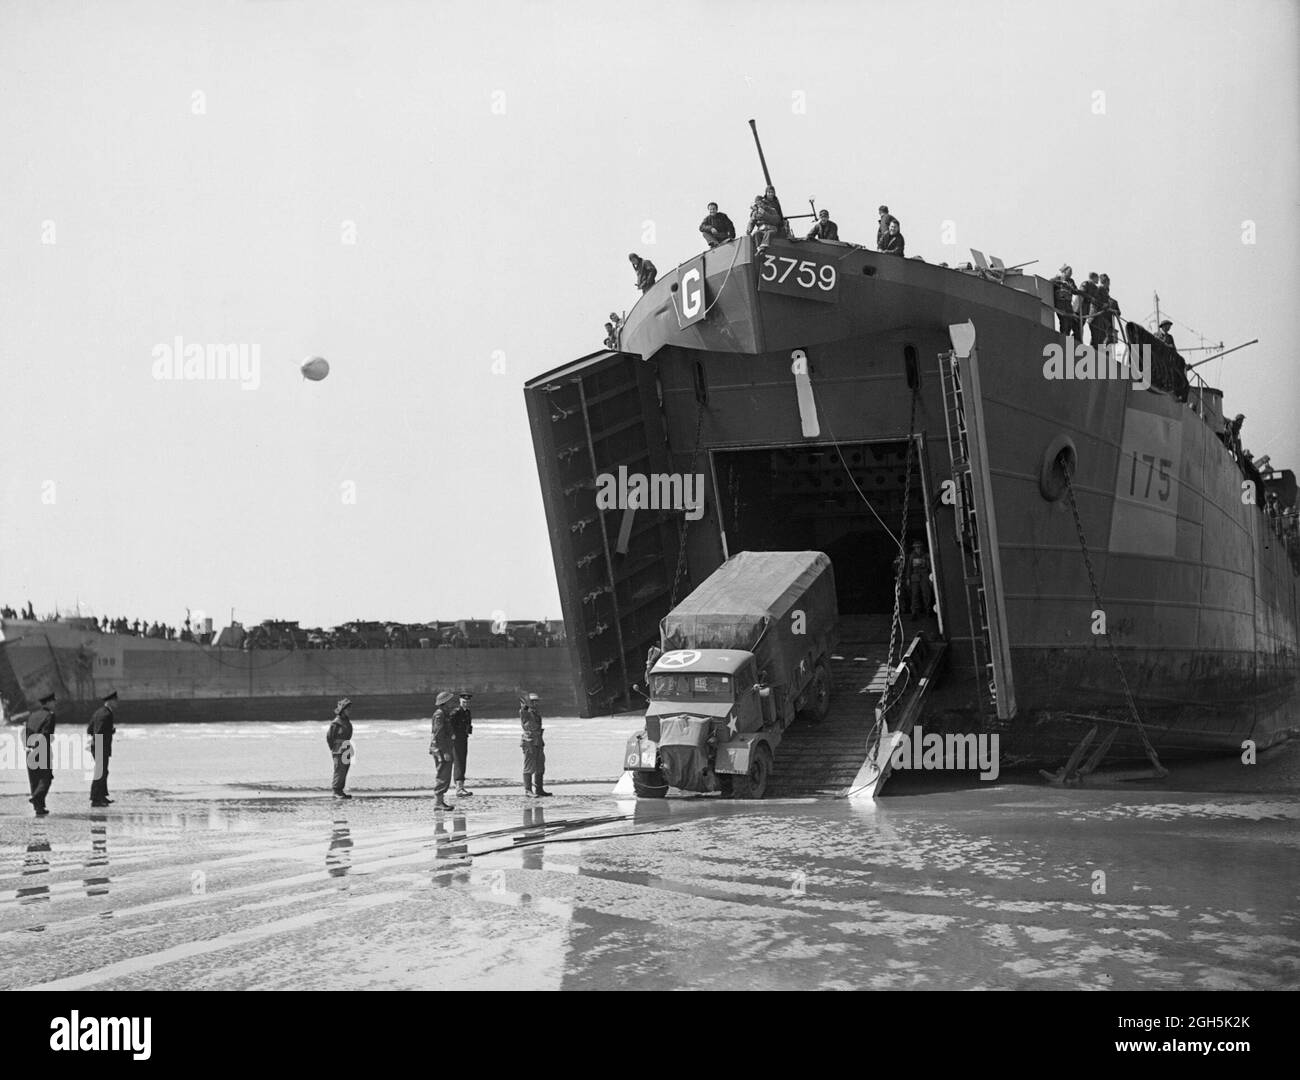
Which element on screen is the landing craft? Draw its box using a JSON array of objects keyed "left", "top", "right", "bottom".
[{"left": 524, "top": 120, "right": 1299, "bottom": 794}]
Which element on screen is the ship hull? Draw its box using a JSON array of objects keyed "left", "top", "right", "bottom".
[
  {"left": 524, "top": 235, "right": 1298, "bottom": 765},
  {"left": 0, "top": 619, "right": 578, "bottom": 722}
]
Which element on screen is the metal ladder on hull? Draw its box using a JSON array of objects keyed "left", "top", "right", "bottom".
[{"left": 938, "top": 349, "right": 998, "bottom": 716}]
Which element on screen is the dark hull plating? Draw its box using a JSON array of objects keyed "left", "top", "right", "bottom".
[
  {"left": 0, "top": 620, "right": 579, "bottom": 721},
  {"left": 525, "top": 235, "right": 1298, "bottom": 763}
]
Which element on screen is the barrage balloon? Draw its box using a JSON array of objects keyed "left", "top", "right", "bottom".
[{"left": 300, "top": 356, "right": 330, "bottom": 381}]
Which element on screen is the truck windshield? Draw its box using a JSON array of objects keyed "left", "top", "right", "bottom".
[{"left": 650, "top": 673, "right": 734, "bottom": 702}]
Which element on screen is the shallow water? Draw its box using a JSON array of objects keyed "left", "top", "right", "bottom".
[{"left": 0, "top": 720, "right": 1296, "bottom": 990}]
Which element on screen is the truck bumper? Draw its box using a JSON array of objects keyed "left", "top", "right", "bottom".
[
  {"left": 716, "top": 733, "right": 773, "bottom": 775},
  {"left": 624, "top": 734, "right": 659, "bottom": 771}
]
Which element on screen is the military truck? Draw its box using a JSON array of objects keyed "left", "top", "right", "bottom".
[{"left": 623, "top": 550, "right": 838, "bottom": 799}]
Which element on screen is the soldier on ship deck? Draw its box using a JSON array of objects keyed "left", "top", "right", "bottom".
[
  {"left": 1156, "top": 319, "right": 1176, "bottom": 348},
  {"left": 1076, "top": 272, "right": 1099, "bottom": 329},
  {"left": 747, "top": 186, "right": 785, "bottom": 248},
  {"left": 1222, "top": 413, "right": 1245, "bottom": 459},
  {"left": 876, "top": 205, "right": 898, "bottom": 249},
  {"left": 1089, "top": 275, "right": 1113, "bottom": 346},
  {"left": 699, "top": 202, "right": 736, "bottom": 247},
  {"left": 1101, "top": 274, "right": 1121, "bottom": 344},
  {"left": 1051, "top": 265, "right": 1079, "bottom": 337},
  {"left": 629, "top": 253, "right": 657, "bottom": 292},
  {"left": 880, "top": 220, "right": 905, "bottom": 256},
  {"left": 806, "top": 209, "right": 839, "bottom": 241}
]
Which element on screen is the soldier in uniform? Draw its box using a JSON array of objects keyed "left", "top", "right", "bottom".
[
  {"left": 430, "top": 691, "right": 456, "bottom": 810},
  {"left": 699, "top": 202, "right": 736, "bottom": 247},
  {"left": 876, "top": 205, "right": 898, "bottom": 249},
  {"left": 1229, "top": 413, "right": 1245, "bottom": 459},
  {"left": 629, "top": 253, "right": 657, "bottom": 292},
  {"left": 880, "top": 220, "right": 905, "bottom": 257},
  {"left": 520, "top": 692, "right": 551, "bottom": 798},
  {"left": 644, "top": 643, "right": 662, "bottom": 686},
  {"left": 25, "top": 692, "right": 57, "bottom": 816},
  {"left": 86, "top": 689, "right": 118, "bottom": 807},
  {"left": 907, "top": 540, "right": 934, "bottom": 620},
  {"left": 449, "top": 692, "right": 475, "bottom": 798},
  {"left": 1090, "top": 274, "right": 1113, "bottom": 347},
  {"left": 747, "top": 186, "right": 785, "bottom": 249},
  {"left": 326, "top": 697, "right": 353, "bottom": 799},
  {"left": 1099, "top": 273, "right": 1120, "bottom": 344},
  {"left": 1156, "top": 319, "right": 1176, "bottom": 348},
  {"left": 1051, "top": 265, "right": 1079, "bottom": 338},
  {"left": 1075, "top": 271, "right": 1099, "bottom": 329},
  {"left": 805, "top": 209, "right": 839, "bottom": 241}
]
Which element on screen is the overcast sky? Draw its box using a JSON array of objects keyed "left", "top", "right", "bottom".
[{"left": 2, "top": 0, "right": 1296, "bottom": 630}]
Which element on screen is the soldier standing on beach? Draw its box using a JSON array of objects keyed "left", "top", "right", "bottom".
[
  {"left": 326, "top": 697, "right": 354, "bottom": 799},
  {"left": 520, "top": 692, "right": 551, "bottom": 798},
  {"left": 449, "top": 692, "right": 474, "bottom": 798},
  {"left": 25, "top": 692, "right": 57, "bottom": 817},
  {"left": 87, "top": 690, "right": 118, "bottom": 807},
  {"left": 430, "top": 691, "right": 456, "bottom": 810}
]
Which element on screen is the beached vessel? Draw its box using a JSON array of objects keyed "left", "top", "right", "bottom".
[
  {"left": 524, "top": 133, "right": 1298, "bottom": 775},
  {"left": 0, "top": 616, "right": 578, "bottom": 722}
]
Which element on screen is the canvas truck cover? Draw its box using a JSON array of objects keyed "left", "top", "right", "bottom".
[{"left": 659, "top": 551, "right": 837, "bottom": 690}]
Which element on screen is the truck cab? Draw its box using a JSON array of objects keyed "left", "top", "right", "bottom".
[{"left": 625, "top": 648, "right": 782, "bottom": 799}]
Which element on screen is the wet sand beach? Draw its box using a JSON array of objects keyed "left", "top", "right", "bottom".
[{"left": 1, "top": 719, "right": 1297, "bottom": 991}]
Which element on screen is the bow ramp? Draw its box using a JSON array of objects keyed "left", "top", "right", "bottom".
[{"left": 766, "top": 616, "right": 947, "bottom": 799}]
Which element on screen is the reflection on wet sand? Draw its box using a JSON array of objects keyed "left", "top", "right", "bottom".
[
  {"left": 433, "top": 814, "right": 471, "bottom": 886},
  {"left": 326, "top": 815, "right": 352, "bottom": 880},
  {"left": 520, "top": 807, "right": 546, "bottom": 872},
  {"left": 1, "top": 766, "right": 1294, "bottom": 990},
  {"left": 18, "top": 824, "right": 51, "bottom": 910},
  {"left": 83, "top": 816, "right": 110, "bottom": 902}
]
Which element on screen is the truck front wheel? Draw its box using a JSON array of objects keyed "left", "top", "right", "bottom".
[
  {"left": 632, "top": 769, "right": 669, "bottom": 798},
  {"left": 731, "top": 744, "right": 772, "bottom": 800}
]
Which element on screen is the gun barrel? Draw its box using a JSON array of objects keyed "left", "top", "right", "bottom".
[
  {"left": 1188, "top": 338, "right": 1259, "bottom": 370},
  {"left": 748, "top": 119, "right": 773, "bottom": 190}
]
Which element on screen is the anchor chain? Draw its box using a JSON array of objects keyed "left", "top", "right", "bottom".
[
  {"left": 1060, "top": 455, "right": 1166, "bottom": 774},
  {"left": 879, "top": 385, "right": 920, "bottom": 721}
]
